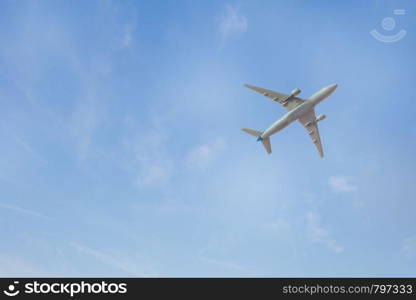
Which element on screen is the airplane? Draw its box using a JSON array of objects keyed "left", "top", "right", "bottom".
[{"left": 242, "top": 83, "right": 338, "bottom": 157}]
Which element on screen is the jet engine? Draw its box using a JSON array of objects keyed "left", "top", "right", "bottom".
[
  {"left": 290, "top": 88, "right": 301, "bottom": 97},
  {"left": 316, "top": 114, "right": 326, "bottom": 122}
]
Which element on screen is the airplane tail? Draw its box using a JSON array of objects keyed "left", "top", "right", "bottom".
[
  {"left": 261, "top": 137, "right": 272, "bottom": 154},
  {"left": 241, "top": 128, "right": 272, "bottom": 154}
]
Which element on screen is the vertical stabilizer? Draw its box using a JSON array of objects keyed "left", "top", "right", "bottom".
[{"left": 261, "top": 137, "right": 272, "bottom": 154}]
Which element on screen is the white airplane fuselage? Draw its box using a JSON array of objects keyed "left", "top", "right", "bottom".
[{"left": 260, "top": 84, "right": 337, "bottom": 139}]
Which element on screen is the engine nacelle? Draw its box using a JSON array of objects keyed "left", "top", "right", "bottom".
[
  {"left": 316, "top": 114, "right": 326, "bottom": 122},
  {"left": 290, "top": 88, "right": 301, "bottom": 97}
]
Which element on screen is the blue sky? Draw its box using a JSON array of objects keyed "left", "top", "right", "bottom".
[{"left": 0, "top": 0, "right": 415, "bottom": 277}]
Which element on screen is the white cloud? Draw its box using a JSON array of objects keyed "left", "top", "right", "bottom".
[
  {"left": 402, "top": 236, "right": 416, "bottom": 258},
  {"left": 306, "top": 212, "right": 344, "bottom": 253},
  {"left": 186, "top": 138, "right": 226, "bottom": 171},
  {"left": 218, "top": 5, "right": 247, "bottom": 44},
  {"left": 328, "top": 176, "right": 357, "bottom": 192}
]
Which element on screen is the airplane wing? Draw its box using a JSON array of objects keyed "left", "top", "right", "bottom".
[
  {"left": 244, "top": 84, "right": 304, "bottom": 111},
  {"left": 298, "top": 109, "right": 324, "bottom": 158}
]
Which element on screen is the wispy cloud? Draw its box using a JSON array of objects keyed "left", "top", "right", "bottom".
[
  {"left": 306, "top": 212, "right": 344, "bottom": 253},
  {"left": 70, "top": 242, "right": 158, "bottom": 277},
  {"left": 197, "top": 240, "right": 250, "bottom": 276},
  {"left": 11, "top": 135, "right": 47, "bottom": 164},
  {"left": 97, "top": 0, "right": 137, "bottom": 50},
  {"left": 401, "top": 236, "right": 416, "bottom": 259},
  {"left": 328, "top": 176, "right": 357, "bottom": 192},
  {"left": 126, "top": 129, "right": 173, "bottom": 188},
  {"left": 69, "top": 89, "right": 102, "bottom": 162},
  {"left": 261, "top": 218, "right": 291, "bottom": 235},
  {"left": 0, "top": 255, "right": 47, "bottom": 277},
  {"left": 120, "top": 24, "right": 135, "bottom": 49},
  {"left": 218, "top": 4, "right": 247, "bottom": 45},
  {"left": 199, "top": 255, "right": 248, "bottom": 274},
  {"left": 186, "top": 138, "right": 226, "bottom": 171},
  {"left": 0, "top": 203, "right": 49, "bottom": 220}
]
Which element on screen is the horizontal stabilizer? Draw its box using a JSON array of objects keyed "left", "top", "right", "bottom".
[{"left": 241, "top": 128, "right": 262, "bottom": 137}]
